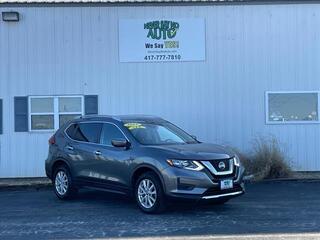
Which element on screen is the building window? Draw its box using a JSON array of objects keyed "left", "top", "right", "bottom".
[
  {"left": 266, "top": 91, "right": 320, "bottom": 124},
  {"left": 29, "top": 96, "right": 84, "bottom": 131},
  {"left": 58, "top": 97, "right": 83, "bottom": 127}
]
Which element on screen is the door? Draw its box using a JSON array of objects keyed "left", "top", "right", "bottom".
[
  {"left": 95, "top": 123, "right": 132, "bottom": 192},
  {"left": 64, "top": 122, "right": 103, "bottom": 182}
]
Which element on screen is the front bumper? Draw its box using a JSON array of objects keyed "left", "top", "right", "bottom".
[
  {"left": 161, "top": 163, "right": 245, "bottom": 201},
  {"left": 45, "top": 160, "right": 52, "bottom": 180},
  {"left": 202, "top": 190, "right": 244, "bottom": 200}
]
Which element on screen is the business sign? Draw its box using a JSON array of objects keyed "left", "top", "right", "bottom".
[{"left": 119, "top": 19, "right": 206, "bottom": 63}]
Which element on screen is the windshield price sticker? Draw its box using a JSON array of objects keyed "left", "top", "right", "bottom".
[{"left": 124, "top": 123, "right": 146, "bottom": 130}]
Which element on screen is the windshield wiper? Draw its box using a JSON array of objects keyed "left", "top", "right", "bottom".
[{"left": 185, "top": 141, "right": 199, "bottom": 144}]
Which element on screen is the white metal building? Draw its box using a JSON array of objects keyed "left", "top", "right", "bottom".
[{"left": 0, "top": 0, "right": 320, "bottom": 178}]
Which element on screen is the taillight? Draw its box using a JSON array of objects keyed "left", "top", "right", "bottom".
[{"left": 49, "top": 135, "right": 56, "bottom": 145}]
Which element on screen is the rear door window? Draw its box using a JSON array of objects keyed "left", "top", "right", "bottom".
[
  {"left": 66, "top": 123, "right": 102, "bottom": 143},
  {"left": 100, "top": 123, "right": 126, "bottom": 146}
]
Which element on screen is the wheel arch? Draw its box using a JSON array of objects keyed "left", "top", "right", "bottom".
[
  {"left": 131, "top": 164, "right": 166, "bottom": 193},
  {"left": 51, "top": 159, "right": 72, "bottom": 178}
]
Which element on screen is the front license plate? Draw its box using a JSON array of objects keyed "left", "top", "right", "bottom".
[{"left": 220, "top": 179, "right": 233, "bottom": 190}]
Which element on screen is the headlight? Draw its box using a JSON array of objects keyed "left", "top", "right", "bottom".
[
  {"left": 233, "top": 156, "right": 241, "bottom": 166},
  {"left": 166, "top": 159, "right": 204, "bottom": 171}
]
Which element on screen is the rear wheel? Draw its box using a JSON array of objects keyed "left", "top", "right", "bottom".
[
  {"left": 53, "top": 166, "right": 77, "bottom": 199},
  {"left": 135, "top": 172, "right": 166, "bottom": 214}
]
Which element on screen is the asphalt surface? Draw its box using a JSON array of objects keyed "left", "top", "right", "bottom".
[{"left": 0, "top": 181, "right": 319, "bottom": 240}]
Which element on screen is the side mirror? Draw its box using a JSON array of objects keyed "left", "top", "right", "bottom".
[{"left": 111, "top": 139, "right": 131, "bottom": 149}]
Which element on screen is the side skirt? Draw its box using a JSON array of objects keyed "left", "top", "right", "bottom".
[{"left": 74, "top": 177, "right": 132, "bottom": 195}]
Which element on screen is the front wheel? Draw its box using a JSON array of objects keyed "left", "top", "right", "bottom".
[
  {"left": 135, "top": 172, "right": 166, "bottom": 214},
  {"left": 53, "top": 166, "right": 77, "bottom": 200}
]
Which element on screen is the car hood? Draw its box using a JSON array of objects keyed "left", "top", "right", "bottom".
[{"left": 147, "top": 143, "right": 235, "bottom": 160}]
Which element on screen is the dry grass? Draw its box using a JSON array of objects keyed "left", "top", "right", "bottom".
[
  {"left": 250, "top": 136, "right": 292, "bottom": 180},
  {"left": 232, "top": 136, "right": 292, "bottom": 181}
]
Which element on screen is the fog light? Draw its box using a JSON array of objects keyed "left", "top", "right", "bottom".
[{"left": 2, "top": 11, "right": 19, "bottom": 22}]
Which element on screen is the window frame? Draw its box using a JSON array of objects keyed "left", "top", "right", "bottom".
[
  {"left": 28, "top": 95, "right": 84, "bottom": 132},
  {"left": 265, "top": 91, "right": 320, "bottom": 125},
  {"left": 65, "top": 121, "right": 130, "bottom": 147}
]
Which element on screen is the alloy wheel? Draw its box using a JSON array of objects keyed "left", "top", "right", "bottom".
[
  {"left": 55, "top": 170, "right": 69, "bottom": 196},
  {"left": 137, "top": 179, "right": 157, "bottom": 209}
]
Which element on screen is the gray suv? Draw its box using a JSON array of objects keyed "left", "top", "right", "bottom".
[{"left": 45, "top": 115, "right": 245, "bottom": 213}]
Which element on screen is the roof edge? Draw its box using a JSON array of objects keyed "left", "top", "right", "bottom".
[{"left": 1, "top": 0, "right": 320, "bottom": 6}]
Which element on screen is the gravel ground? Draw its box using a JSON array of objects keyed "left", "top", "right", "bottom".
[{"left": 0, "top": 181, "right": 319, "bottom": 240}]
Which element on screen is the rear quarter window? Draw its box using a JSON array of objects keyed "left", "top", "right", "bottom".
[
  {"left": 65, "top": 124, "right": 77, "bottom": 138},
  {"left": 66, "top": 123, "right": 102, "bottom": 143}
]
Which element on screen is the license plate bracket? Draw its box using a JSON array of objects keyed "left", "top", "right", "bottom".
[{"left": 220, "top": 179, "right": 233, "bottom": 190}]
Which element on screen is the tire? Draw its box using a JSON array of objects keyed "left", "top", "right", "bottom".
[
  {"left": 53, "top": 165, "right": 77, "bottom": 200},
  {"left": 135, "top": 172, "right": 167, "bottom": 214}
]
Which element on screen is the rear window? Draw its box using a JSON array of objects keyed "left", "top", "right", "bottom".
[{"left": 66, "top": 123, "right": 102, "bottom": 143}]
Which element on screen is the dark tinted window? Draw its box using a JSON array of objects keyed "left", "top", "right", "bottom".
[
  {"left": 66, "top": 124, "right": 77, "bottom": 138},
  {"left": 67, "top": 123, "right": 102, "bottom": 143},
  {"left": 100, "top": 123, "right": 125, "bottom": 145}
]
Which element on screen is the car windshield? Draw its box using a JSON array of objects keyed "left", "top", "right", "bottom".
[{"left": 123, "top": 121, "right": 198, "bottom": 145}]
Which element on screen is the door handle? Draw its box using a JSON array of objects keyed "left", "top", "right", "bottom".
[
  {"left": 67, "top": 145, "right": 74, "bottom": 151},
  {"left": 94, "top": 150, "right": 102, "bottom": 156}
]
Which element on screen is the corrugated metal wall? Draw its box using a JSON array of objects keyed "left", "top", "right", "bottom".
[{"left": 0, "top": 3, "right": 320, "bottom": 177}]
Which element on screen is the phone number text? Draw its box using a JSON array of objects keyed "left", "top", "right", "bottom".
[{"left": 144, "top": 54, "right": 181, "bottom": 61}]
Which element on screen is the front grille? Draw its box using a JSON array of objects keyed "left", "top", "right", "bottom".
[
  {"left": 210, "top": 159, "right": 231, "bottom": 172},
  {"left": 201, "top": 158, "right": 238, "bottom": 181},
  {"left": 201, "top": 158, "right": 235, "bottom": 177},
  {"left": 212, "top": 172, "right": 236, "bottom": 180}
]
